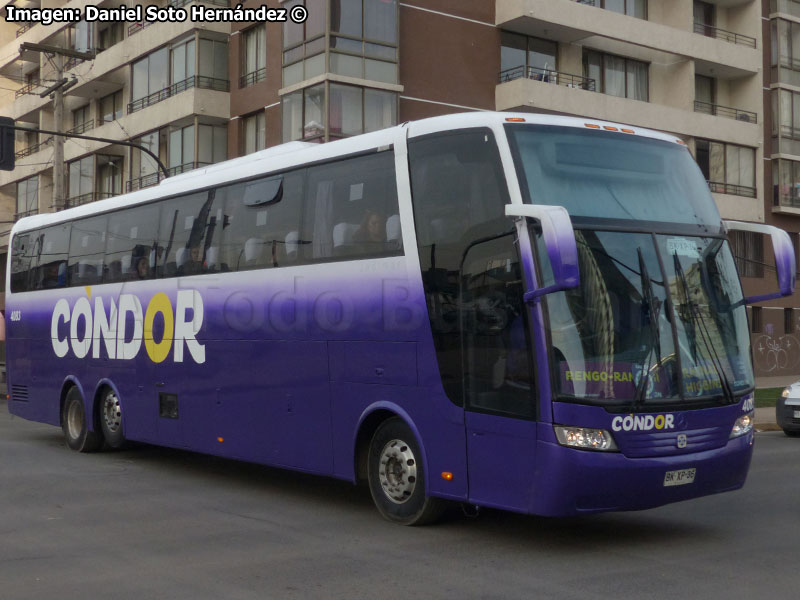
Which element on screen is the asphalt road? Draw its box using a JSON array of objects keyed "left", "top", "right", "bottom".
[{"left": 1, "top": 402, "right": 798, "bottom": 600}]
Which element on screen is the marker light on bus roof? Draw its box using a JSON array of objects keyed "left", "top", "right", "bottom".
[
  {"left": 584, "top": 123, "right": 601, "bottom": 129},
  {"left": 603, "top": 126, "right": 618, "bottom": 131},
  {"left": 621, "top": 128, "right": 635, "bottom": 134},
  {"left": 505, "top": 117, "right": 526, "bottom": 122}
]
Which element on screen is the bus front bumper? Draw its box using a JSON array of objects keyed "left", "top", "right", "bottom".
[{"left": 529, "top": 432, "right": 754, "bottom": 517}]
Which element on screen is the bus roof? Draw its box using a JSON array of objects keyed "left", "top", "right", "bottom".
[{"left": 10, "top": 112, "right": 684, "bottom": 236}]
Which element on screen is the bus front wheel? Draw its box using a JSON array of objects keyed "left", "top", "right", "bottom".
[
  {"left": 62, "top": 387, "right": 103, "bottom": 453},
  {"left": 367, "top": 417, "right": 444, "bottom": 525}
]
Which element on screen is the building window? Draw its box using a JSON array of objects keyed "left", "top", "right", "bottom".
[
  {"left": 282, "top": 83, "right": 397, "bottom": 142},
  {"left": 171, "top": 38, "right": 196, "bottom": 85},
  {"left": 242, "top": 112, "right": 266, "bottom": 154},
  {"left": 599, "top": 0, "right": 646, "bottom": 19},
  {"left": 583, "top": 50, "right": 648, "bottom": 101},
  {"left": 169, "top": 125, "right": 195, "bottom": 174},
  {"left": 729, "top": 230, "right": 764, "bottom": 279},
  {"left": 500, "top": 32, "right": 557, "bottom": 82},
  {"left": 241, "top": 26, "right": 266, "bottom": 87},
  {"left": 785, "top": 308, "right": 795, "bottom": 334},
  {"left": 695, "top": 74, "right": 715, "bottom": 105},
  {"left": 68, "top": 155, "right": 94, "bottom": 206},
  {"left": 772, "top": 158, "right": 800, "bottom": 208},
  {"left": 695, "top": 139, "right": 755, "bottom": 198},
  {"left": 751, "top": 306, "right": 762, "bottom": 333},
  {"left": 129, "top": 129, "right": 167, "bottom": 191},
  {"left": 71, "top": 105, "right": 91, "bottom": 134},
  {"left": 131, "top": 48, "right": 169, "bottom": 105},
  {"left": 100, "top": 90, "right": 123, "bottom": 124},
  {"left": 283, "top": 0, "right": 326, "bottom": 86},
  {"left": 283, "top": 0, "right": 398, "bottom": 87},
  {"left": 197, "top": 124, "right": 228, "bottom": 166},
  {"left": 199, "top": 38, "right": 228, "bottom": 83},
  {"left": 16, "top": 176, "right": 38, "bottom": 219},
  {"left": 97, "top": 155, "right": 122, "bottom": 200},
  {"left": 772, "top": 19, "right": 800, "bottom": 70},
  {"left": 98, "top": 21, "right": 123, "bottom": 51}
]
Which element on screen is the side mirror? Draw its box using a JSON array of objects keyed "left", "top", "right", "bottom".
[
  {"left": 724, "top": 220, "right": 796, "bottom": 303},
  {"left": 505, "top": 204, "right": 580, "bottom": 301}
]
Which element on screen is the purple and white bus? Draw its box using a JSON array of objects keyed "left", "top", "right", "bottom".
[{"left": 6, "top": 113, "right": 796, "bottom": 524}]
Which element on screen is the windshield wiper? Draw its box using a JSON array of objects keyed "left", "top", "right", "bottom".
[
  {"left": 632, "top": 248, "right": 663, "bottom": 411},
  {"left": 672, "top": 252, "right": 735, "bottom": 404}
]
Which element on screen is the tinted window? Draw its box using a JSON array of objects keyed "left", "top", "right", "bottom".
[
  {"left": 409, "top": 129, "right": 513, "bottom": 406},
  {"left": 32, "top": 224, "right": 71, "bottom": 290},
  {"left": 69, "top": 217, "right": 107, "bottom": 286},
  {"left": 105, "top": 204, "right": 160, "bottom": 282},
  {"left": 156, "top": 191, "right": 222, "bottom": 277},
  {"left": 218, "top": 171, "right": 305, "bottom": 271},
  {"left": 301, "top": 150, "right": 400, "bottom": 262},
  {"left": 10, "top": 234, "right": 33, "bottom": 292}
]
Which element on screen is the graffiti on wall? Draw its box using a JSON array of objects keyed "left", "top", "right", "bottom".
[{"left": 753, "top": 323, "right": 800, "bottom": 375}]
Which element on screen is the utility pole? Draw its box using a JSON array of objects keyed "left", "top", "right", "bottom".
[
  {"left": 18, "top": 42, "right": 95, "bottom": 212},
  {"left": 52, "top": 52, "right": 64, "bottom": 212}
]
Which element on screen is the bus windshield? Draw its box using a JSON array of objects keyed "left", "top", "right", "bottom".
[
  {"left": 506, "top": 124, "right": 721, "bottom": 229},
  {"left": 507, "top": 125, "right": 754, "bottom": 406}
]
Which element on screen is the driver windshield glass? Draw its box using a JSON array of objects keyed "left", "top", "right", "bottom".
[
  {"left": 544, "top": 231, "right": 754, "bottom": 405},
  {"left": 507, "top": 125, "right": 721, "bottom": 228}
]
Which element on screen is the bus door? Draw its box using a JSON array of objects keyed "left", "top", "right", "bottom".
[
  {"left": 408, "top": 128, "right": 539, "bottom": 512},
  {"left": 461, "top": 232, "right": 539, "bottom": 512}
]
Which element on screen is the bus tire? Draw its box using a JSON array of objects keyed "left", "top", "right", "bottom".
[
  {"left": 367, "top": 417, "right": 444, "bottom": 526},
  {"left": 62, "top": 387, "right": 103, "bottom": 453},
  {"left": 99, "top": 387, "right": 126, "bottom": 449}
]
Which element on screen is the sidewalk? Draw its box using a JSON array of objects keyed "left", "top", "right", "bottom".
[{"left": 755, "top": 406, "right": 781, "bottom": 432}]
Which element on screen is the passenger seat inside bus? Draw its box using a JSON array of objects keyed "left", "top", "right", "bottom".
[
  {"left": 386, "top": 214, "right": 401, "bottom": 249},
  {"left": 333, "top": 222, "right": 359, "bottom": 256}
]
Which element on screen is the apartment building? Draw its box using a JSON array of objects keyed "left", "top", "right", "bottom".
[{"left": 0, "top": 0, "right": 790, "bottom": 376}]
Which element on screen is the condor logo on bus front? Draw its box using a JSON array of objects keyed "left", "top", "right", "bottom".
[{"left": 50, "top": 289, "right": 205, "bottom": 364}]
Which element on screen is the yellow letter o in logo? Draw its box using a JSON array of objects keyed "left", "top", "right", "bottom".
[
  {"left": 654, "top": 415, "right": 665, "bottom": 430},
  {"left": 144, "top": 292, "right": 174, "bottom": 363}
]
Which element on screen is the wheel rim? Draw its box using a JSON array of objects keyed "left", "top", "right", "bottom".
[
  {"left": 103, "top": 392, "right": 121, "bottom": 433},
  {"left": 378, "top": 439, "right": 418, "bottom": 504},
  {"left": 66, "top": 400, "right": 84, "bottom": 439}
]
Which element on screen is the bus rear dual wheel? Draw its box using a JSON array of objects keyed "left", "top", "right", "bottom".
[
  {"left": 61, "top": 386, "right": 127, "bottom": 452},
  {"left": 367, "top": 417, "right": 445, "bottom": 526}
]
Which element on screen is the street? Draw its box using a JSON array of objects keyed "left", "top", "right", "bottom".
[{"left": 1, "top": 401, "right": 797, "bottom": 600}]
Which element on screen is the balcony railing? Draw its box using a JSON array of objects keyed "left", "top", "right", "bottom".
[
  {"left": 15, "top": 137, "right": 52, "bottom": 159},
  {"left": 126, "top": 172, "right": 165, "bottom": 192},
  {"left": 67, "top": 193, "right": 96, "bottom": 208},
  {"left": 14, "top": 209, "right": 39, "bottom": 221},
  {"left": 167, "top": 161, "right": 211, "bottom": 176},
  {"left": 127, "top": 76, "right": 230, "bottom": 114},
  {"left": 774, "top": 186, "right": 800, "bottom": 209},
  {"left": 66, "top": 120, "right": 94, "bottom": 135},
  {"left": 693, "top": 22, "right": 756, "bottom": 49},
  {"left": 694, "top": 101, "right": 757, "bottom": 124},
  {"left": 779, "top": 125, "right": 800, "bottom": 140},
  {"left": 16, "top": 23, "right": 33, "bottom": 37},
  {"left": 708, "top": 181, "right": 756, "bottom": 198},
  {"left": 128, "top": 20, "right": 154, "bottom": 36},
  {"left": 498, "top": 65, "right": 596, "bottom": 91},
  {"left": 64, "top": 56, "right": 86, "bottom": 71},
  {"left": 15, "top": 80, "right": 41, "bottom": 98},
  {"left": 240, "top": 67, "right": 267, "bottom": 88}
]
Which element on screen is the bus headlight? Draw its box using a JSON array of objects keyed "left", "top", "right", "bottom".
[
  {"left": 554, "top": 426, "right": 618, "bottom": 451},
  {"left": 782, "top": 388, "right": 791, "bottom": 398},
  {"left": 730, "top": 412, "right": 754, "bottom": 438}
]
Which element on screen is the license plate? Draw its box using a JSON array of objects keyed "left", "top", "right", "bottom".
[
  {"left": 664, "top": 468, "right": 696, "bottom": 487},
  {"left": 793, "top": 410, "right": 800, "bottom": 419}
]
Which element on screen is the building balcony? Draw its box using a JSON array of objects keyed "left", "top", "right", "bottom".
[
  {"left": 14, "top": 208, "right": 38, "bottom": 222},
  {"left": 694, "top": 101, "right": 757, "bottom": 124},
  {"left": 15, "top": 137, "right": 52, "bottom": 160},
  {"left": 708, "top": 181, "right": 756, "bottom": 199},
  {"left": 127, "top": 76, "right": 230, "bottom": 114},
  {"left": 496, "top": 76, "right": 759, "bottom": 147},
  {"left": 693, "top": 22, "right": 756, "bottom": 49},
  {"left": 499, "top": 65, "right": 596, "bottom": 90},
  {"left": 240, "top": 67, "right": 267, "bottom": 89},
  {"left": 66, "top": 119, "right": 95, "bottom": 135},
  {"left": 126, "top": 162, "right": 211, "bottom": 192},
  {"left": 496, "top": 0, "right": 760, "bottom": 79}
]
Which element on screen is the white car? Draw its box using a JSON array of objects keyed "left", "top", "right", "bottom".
[{"left": 777, "top": 382, "right": 800, "bottom": 437}]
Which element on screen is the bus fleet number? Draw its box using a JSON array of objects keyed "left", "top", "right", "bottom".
[{"left": 9, "top": 311, "right": 21, "bottom": 322}]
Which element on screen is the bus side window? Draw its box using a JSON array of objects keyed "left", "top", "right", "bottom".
[
  {"left": 10, "top": 234, "right": 32, "bottom": 293},
  {"left": 35, "top": 225, "right": 71, "bottom": 289},
  {"left": 155, "top": 191, "right": 220, "bottom": 278},
  {"left": 218, "top": 170, "right": 304, "bottom": 272},
  {"left": 301, "top": 150, "right": 400, "bottom": 263},
  {"left": 105, "top": 204, "right": 160, "bottom": 283},
  {"left": 68, "top": 217, "right": 107, "bottom": 287}
]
